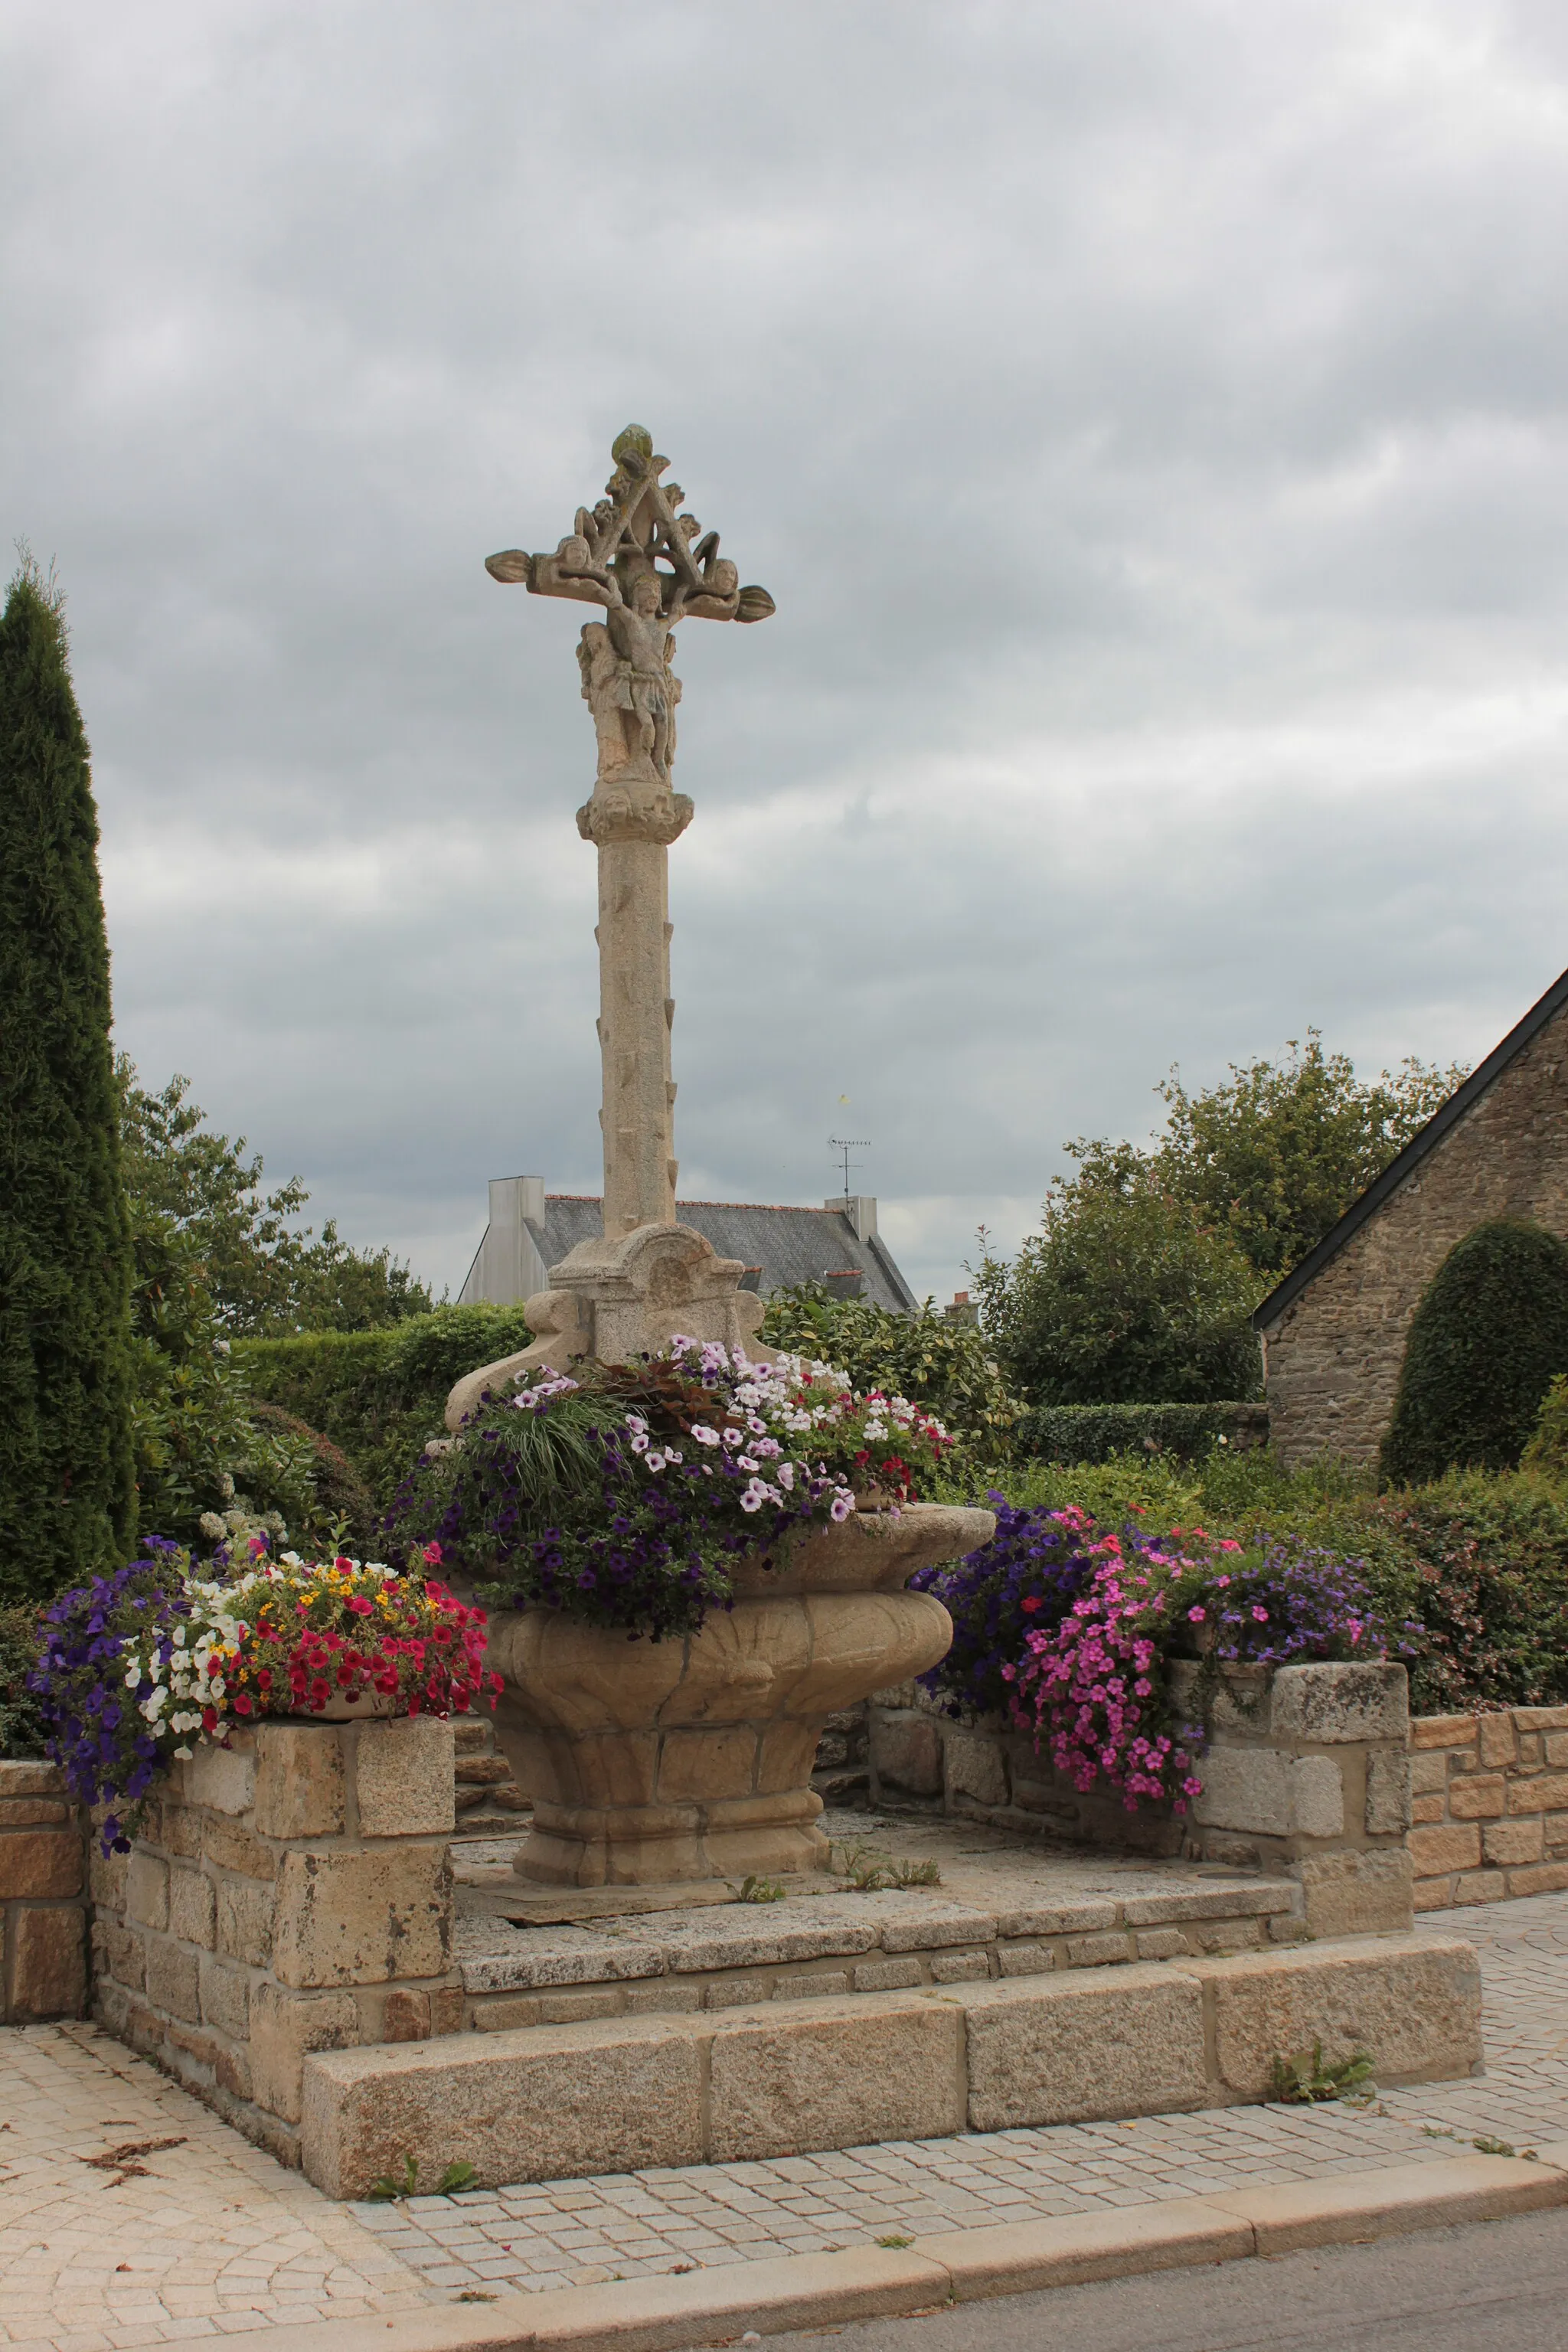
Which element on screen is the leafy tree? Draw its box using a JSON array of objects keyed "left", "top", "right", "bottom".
[
  {"left": 117, "top": 1061, "right": 434, "bottom": 1334},
  {"left": 1380, "top": 1219, "right": 1568, "bottom": 1486},
  {"left": 1152, "top": 1032, "right": 1464, "bottom": 1278},
  {"left": 0, "top": 560, "right": 136, "bottom": 1604},
  {"left": 973, "top": 1149, "right": 1262, "bottom": 1406},
  {"left": 124, "top": 1178, "right": 316, "bottom": 1547},
  {"left": 758, "top": 1283, "right": 1023, "bottom": 1459}
]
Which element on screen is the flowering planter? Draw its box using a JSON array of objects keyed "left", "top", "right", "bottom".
[
  {"left": 483, "top": 1501, "right": 994, "bottom": 1886},
  {"left": 279, "top": 1689, "right": 406, "bottom": 1723}
]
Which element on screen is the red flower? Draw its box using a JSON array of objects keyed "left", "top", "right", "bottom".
[{"left": 233, "top": 1693, "right": 253, "bottom": 1716}]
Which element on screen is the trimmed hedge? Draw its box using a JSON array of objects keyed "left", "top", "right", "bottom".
[
  {"left": 233, "top": 1303, "right": 534, "bottom": 1517},
  {"left": 1381, "top": 1218, "right": 1568, "bottom": 1487},
  {"left": 1016, "top": 1400, "right": 1270, "bottom": 1466}
]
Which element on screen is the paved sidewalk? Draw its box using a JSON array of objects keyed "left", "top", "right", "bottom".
[{"left": 3, "top": 1893, "right": 1566, "bottom": 2351}]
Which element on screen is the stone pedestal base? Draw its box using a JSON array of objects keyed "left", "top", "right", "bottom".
[
  {"left": 483, "top": 1505, "right": 992, "bottom": 1888},
  {"left": 445, "top": 1221, "right": 768, "bottom": 1430}
]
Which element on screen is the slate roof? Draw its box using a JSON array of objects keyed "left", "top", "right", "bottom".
[
  {"left": 463, "top": 1194, "right": 920, "bottom": 1315},
  {"left": 1253, "top": 962, "right": 1568, "bottom": 1333}
]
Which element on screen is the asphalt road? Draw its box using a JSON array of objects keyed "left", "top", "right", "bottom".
[{"left": 754, "top": 2209, "right": 1568, "bottom": 2352}]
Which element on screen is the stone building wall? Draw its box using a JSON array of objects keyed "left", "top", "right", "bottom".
[
  {"left": 1259, "top": 995, "right": 1568, "bottom": 1465},
  {"left": 1, "top": 1759, "right": 90, "bottom": 2022},
  {"left": 868, "top": 1661, "right": 1414, "bottom": 1939},
  {"left": 93, "top": 1717, "right": 462, "bottom": 2167},
  {"left": 1409, "top": 1703, "right": 1568, "bottom": 1908}
]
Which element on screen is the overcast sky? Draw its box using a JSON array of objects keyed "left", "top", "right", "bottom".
[{"left": 4, "top": 2, "right": 1566, "bottom": 1305}]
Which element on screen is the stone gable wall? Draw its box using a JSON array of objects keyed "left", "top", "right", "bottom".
[
  {"left": 1261, "top": 998, "right": 1568, "bottom": 1465},
  {"left": 1409, "top": 1702, "right": 1568, "bottom": 1908}
]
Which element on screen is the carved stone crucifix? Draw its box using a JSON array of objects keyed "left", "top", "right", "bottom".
[
  {"left": 486, "top": 425, "right": 773, "bottom": 1244},
  {"left": 457, "top": 427, "right": 778, "bottom": 1396}
]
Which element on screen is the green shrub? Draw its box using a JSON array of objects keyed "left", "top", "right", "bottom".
[
  {"left": 1014, "top": 1400, "right": 1268, "bottom": 1467},
  {"left": 234, "top": 1303, "right": 534, "bottom": 1514},
  {"left": 0, "top": 561, "right": 136, "bottom": 1604},
  {"left": 1522, "top": 1374, "right": 1568, "bottom": 1482},
  {"left": 759, "top": 1283, "right": 1023, "bottom": 1459},
  {"left": 1374, "top": 1469, "right": 1568, "bottom": 1710},
  {"left": 1381, "top": 1220, "right": 1568, "bottom": 1487},
  {"left": 0, "top": 1602, "right": 47, "bottom": 1756}
]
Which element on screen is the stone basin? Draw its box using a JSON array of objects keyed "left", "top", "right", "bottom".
[{"left": 482, "top": 1500, "right": 991, "bottom": 1887}]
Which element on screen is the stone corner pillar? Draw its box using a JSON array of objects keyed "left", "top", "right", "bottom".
[{"left": 93, "top": 1716, "right": 467, "bottom": 2163}]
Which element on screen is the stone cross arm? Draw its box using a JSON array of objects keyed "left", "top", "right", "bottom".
[{"left": 485, "top": 424, "right": 775, "bottom": 629}]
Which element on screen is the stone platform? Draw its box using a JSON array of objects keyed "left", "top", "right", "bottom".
[
  {"left": 292, "top": 1811, "right": 1484, "bottom": 2198},
  {"left": 447, "top": 1808, "right": 1309, "bottom": 2027}
]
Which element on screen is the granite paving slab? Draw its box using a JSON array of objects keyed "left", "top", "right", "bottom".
[{"left": 9, "top": 1890, "right": 1566, "bottom": 2350}]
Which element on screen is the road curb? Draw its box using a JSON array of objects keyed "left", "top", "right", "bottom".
[{"left": 198, "top": 2152, "right": 1568, "bottom": 2352}]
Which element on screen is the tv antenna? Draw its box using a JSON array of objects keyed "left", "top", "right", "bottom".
[{"left": 828, "top": 1135, "right": 871, "bottom": 1202}]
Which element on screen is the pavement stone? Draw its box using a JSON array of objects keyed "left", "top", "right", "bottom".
[{"left": 4, "top": 1893, "right": 1568, "bottom": 2344}]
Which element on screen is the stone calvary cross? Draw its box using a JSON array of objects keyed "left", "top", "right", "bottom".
[{"left": 446, "top": 426, "right": 778, "bottom": 1415}]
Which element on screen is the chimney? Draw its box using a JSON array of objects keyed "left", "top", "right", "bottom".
[{"left": 825, "top": 1194, "right": 877, "bottom": 1245}]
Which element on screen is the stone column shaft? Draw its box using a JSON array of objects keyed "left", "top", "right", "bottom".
[{"left": 596, "top": 838, "right": 677, "bottom": 1237}]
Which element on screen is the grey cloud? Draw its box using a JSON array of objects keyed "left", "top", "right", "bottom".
[{"left": 4, "top": 0, "right": 1566, "bottom": 1305}]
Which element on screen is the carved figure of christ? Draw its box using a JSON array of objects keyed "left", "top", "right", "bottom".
[{"left": 486, "top": 426, "right": 774, "bottom": 1240}]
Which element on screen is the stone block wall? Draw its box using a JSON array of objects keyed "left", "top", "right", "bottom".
[
  {"left": 1, "top": 1759, "right": 90, "bottom": 2022},
  {"left": 871, "top": 1661, "right": 1414, "bottom": 1939},
  {"left": 1259, "top": 988, "right": 1568, "bottom": 1465},
  {"left": 1409, "top": 1704, "right": 1568, "bottom": 1908},
  {"left": 93, "top": 1717, "right": 462, "bottom": 2167}
]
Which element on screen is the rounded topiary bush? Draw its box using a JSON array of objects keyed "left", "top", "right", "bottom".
[{"left": 1380, "top": 1217, "right": 1568, "bottom": 1487}]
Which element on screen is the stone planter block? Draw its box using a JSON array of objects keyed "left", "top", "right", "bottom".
[{"left": 270, "top": 1844, "right": 452, "bottom": 1988}]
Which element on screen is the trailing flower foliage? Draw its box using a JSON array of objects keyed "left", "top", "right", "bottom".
[
  {"left": 1194, "top": 1543, "right": 1416, "bottom": 1668},
  {"left": 384, "top": 1339, "right": 953, "bottom": 1642},
  {"left": 910, "top": 1497, "right": 1099, "bottom": 1720},
  {"left": 918, "top": 1501, "right": 1406, "bottom": 1815},
  {"left": 1006, "top": 1516, "right": 1210, "bottom": 1811},
  {"left": 28, "top": 1538, "right": 496, "bottom": 1851}
]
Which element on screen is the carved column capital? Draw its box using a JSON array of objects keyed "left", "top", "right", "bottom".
[{"left": 576, "top": 789, "right": 694, "bottom": 847}]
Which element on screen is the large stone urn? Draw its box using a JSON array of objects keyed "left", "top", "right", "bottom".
[{"left": 483, "top": 1501, "right": 992, "bottom": 1886}]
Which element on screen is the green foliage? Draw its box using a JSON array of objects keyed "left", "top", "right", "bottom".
[
  {"left": 1381, "top": 1220, "right": 1568, "bottom": 1487},
  {"left": 973, "top": 1442, "right": 1568, "bottom": 1713},
  {"left": 0, "top": 560, "right": 136, "bottom": 1604},
  {"left": 973, "top": 1155, "right": 1263, "bottom": 1406},
  {"left": 1521, "top": 1372, "right": 1568, "bottom": 1481},
  {"left": 1014, "top": 1401, "right": 1268, "bottom": 1466},
  {"left": 975, "top": 1033, "right": 1464, "bottom": 1416},
  {"left": 118, "top": 1062, "right": 435, "bottom": 1336},
  {"left": 233, "top": 1304, "right": 534, "bottom": 1514},
  {"left": 1154, "top": 1033, "right": 1463, "bottom": 1278},
  {"left": 0, "top": 1602, "right": 48, "bottom": 1756},
  {"left": 1375, "top": 1469, "right": 1568, "bottom": 1710},
  {"left": 124, "top": 1176, "right": 318, "bottom": 1548},
  {"left": 758, "top": 1282, "right": 1023, "bottom": 1459}
]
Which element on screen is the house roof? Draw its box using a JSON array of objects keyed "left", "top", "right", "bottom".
[
  {"left": 536, "top": 1196, "right": 920, "bottom": 1315},
  {"left": 1253, "top": 962, "right": 1568, "bottom": 1333}
]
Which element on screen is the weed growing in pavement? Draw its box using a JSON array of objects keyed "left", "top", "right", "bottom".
[
  {"left": 730, "top": 1873, "right": 788, "bottom": 1903},
  {"left": 1269, "top": 2043, "right": 1376, "bottom": 2104},
  {"left": 831, "top": 1840, "right": 942, "bottom": 1892},
  {"left": 367, "top": 2154, "right": 477, "bottom": 2200}
]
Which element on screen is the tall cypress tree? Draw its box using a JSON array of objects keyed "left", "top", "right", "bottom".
[{"left": 0, "top": 558, "right": 136, "bottom": 1602}]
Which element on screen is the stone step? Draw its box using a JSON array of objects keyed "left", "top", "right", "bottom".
[
  {"left": 452, "top": 1869, "right": 1306, "bottom": 2030},
  {"left": 299, "top": 1930, "right": 1484, "bottom": 2197}
]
